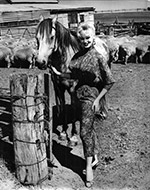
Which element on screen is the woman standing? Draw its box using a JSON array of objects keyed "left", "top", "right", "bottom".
[{"left": 52, "top": 22, "right": 115, "bottom": 188}]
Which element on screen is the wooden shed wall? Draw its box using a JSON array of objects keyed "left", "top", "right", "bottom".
[{"left": 0, "top": 10, "right": 50, "bottom": 23}]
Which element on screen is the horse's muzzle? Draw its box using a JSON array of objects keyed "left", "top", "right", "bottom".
[{"left": 35, "top": 59, "right": 48, "bottom": 70}]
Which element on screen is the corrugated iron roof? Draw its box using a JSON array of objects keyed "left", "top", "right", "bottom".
[
  {"left": 10, "top": 0, "right": 58, "bottom": 3},
  {"left": 0, "top": 4, "right": 95, "bottom": 13}
]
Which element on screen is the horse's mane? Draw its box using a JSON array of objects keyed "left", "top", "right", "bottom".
[{"left": 55, "top": 21, "right": 80, "bottom": 53}]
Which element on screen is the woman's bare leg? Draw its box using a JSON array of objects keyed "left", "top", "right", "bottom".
[{"left": 86, "top": 156, "right": 93, "bottom": 181}]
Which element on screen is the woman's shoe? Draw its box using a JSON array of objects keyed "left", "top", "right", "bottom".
[
  {"left": 85, "top": 180, "right": 94, "bottom": 188},
  {"left": 85, "top": 165, "right": 94, "bottom": 187},
  {"left": 82, "top": 162, "right": 99, "bottom": 175},
  {"left": 92, "top": 162, "right": 99, "bottom": 170}
]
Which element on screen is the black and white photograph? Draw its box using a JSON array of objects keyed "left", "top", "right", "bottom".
[{"left": 0, "top": 0, "right": 150, "bottom": 189}]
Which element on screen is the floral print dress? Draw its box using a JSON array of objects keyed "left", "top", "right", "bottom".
[{"left": 69, "top": 45, "right": 115, "bottom": 158}]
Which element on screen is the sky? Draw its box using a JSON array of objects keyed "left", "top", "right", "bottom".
[{"left": 60, "top": 0, "right": 149, "bottom": 11}]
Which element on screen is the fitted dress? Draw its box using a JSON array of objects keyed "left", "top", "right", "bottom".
[{"left": 69, "top": 45, "right": 115, "bottom": 158}]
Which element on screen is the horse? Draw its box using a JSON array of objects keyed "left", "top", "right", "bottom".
[
  {"left": 36, "top": 17, "right": 81, "bottom": 145},
  {"left": 35, "top": 17, "right": 112, "bottom": 145}
]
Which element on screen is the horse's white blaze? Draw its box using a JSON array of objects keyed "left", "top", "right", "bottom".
[
  {"left": 37, "top": 28, "right": 56, "bottom": 64},
  {"left": 38, "top": 39, "right": 51, "bottom": 63}
]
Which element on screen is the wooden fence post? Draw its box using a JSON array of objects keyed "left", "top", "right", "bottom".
[
  {"left": 10, "top": 73, "right": 49, "bottom": 185},
  {"left": 44, "top": 73, "right": 55, "bottom": 167}
]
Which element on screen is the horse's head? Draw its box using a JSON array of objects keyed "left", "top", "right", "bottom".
[
  {"left": 36, "top": 17, "right": 57, "bottom": 69},
  {"left": 36, "top": 16, "right": 80, "bottom": 70}
]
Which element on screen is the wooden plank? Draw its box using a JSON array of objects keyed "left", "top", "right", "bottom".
[
  {"left": 44, "top": 74, "right": 55, "bottom": 162},
  {"left": 44, "top": 73, "right": 55, "bottom": 179},
  {"left": 0, "top": 10, "right": 50, "bottom": 23}
]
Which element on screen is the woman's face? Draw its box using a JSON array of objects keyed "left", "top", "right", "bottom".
[{"left": 78, "top": 28, "right": 94, "bottom": 49}]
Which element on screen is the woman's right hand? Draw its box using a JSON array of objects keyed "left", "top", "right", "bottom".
[{"left": 92, "top": 98, "right": 100, "bottom": 113}]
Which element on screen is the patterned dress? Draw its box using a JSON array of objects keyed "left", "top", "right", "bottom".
[{"left": 69, "top": 45, "right": 115, "bottom": 158}]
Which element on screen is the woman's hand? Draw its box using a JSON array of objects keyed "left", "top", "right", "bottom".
[
  {"left": 92, "top": 98, "right": 100, "bottom": 113},
  {"left": 92, "top": 88, "right": 108, "bottom": 113}
]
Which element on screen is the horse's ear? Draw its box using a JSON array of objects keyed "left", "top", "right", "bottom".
[
  {"left": 52, "top": 16, "right": 58, "bottom": 24},
  {"left": 39, "top": 15, "right": 44, "bottom": 22}
]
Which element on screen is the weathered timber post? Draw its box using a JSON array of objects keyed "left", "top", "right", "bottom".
[
  {"left": 10, "top": 73, "right": 49, "bottom": 185},
  {"left": 44, "top": 74, "right": 54, "bottom": 161},
  {"left": 44, "top": 73, "right": 55, "bottom": 177}
]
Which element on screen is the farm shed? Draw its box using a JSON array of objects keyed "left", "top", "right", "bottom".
[{"left": 0, "top": 3, "right": 95, "bottom": 38}]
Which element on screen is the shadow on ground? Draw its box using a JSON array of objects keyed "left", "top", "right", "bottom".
[
  {"left": 52, "top": 140, "right": 85, "bottom": 181},
  {"left": 51, "top": 104, "right": 85, "bottom": 180}
]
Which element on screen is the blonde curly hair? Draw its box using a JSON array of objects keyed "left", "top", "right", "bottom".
[{"left": 77, "top": 22, "right": 95, "bottom": 37}]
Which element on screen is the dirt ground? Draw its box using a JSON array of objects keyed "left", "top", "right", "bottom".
[{"left": 0, "top": 62, "right": 150, "bottom": 190}]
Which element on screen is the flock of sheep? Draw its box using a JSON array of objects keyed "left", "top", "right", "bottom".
[
  {"left": 0, "top": 36, "right": 37, "bottom": 68},
  {"left": 0, "top": 34, "right": 149, "bottom": 69},
  {"left": 101, "top": 34, "right": 150, "bottom": 64}
]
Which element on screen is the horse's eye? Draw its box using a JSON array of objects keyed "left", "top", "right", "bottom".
[{"left": 50, "top": 36, "right": 54, "bottom": 41}]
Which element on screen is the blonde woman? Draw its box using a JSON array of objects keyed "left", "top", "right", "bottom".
[{"left": 52, "top": 22, "right": 115, "bottom": 188}]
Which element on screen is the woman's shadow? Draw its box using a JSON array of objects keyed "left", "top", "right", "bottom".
[
  {"left": 52, "top": 105, "right": 85, "bottom": 181},
  {"left": 52, "top": 140, "right": 85, "bottom": 181}
]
